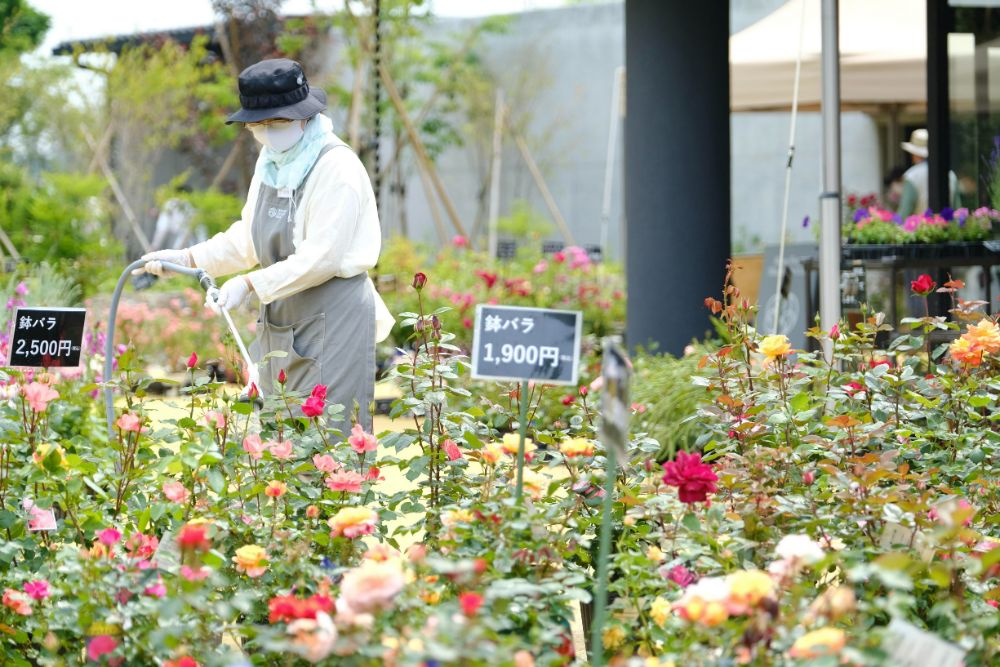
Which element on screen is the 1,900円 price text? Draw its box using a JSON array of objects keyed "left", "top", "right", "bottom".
[{"left": 480, "top": 343, "right": 561, "bottom": 367}]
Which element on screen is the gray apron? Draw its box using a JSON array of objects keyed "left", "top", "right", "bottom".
[{"left": 249, "top": 142, "right": 375, "bottom": 433}]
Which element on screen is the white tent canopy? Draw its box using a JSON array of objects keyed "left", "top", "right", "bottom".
[{"left": 730, "top": 0, "right": 926, "bottom": 112}]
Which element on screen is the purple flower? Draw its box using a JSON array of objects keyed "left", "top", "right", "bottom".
[
  {"left": 852, "top": 209, "right": 866, "bottom": 223},
  {"left": 923, "top": 208, "right": 934, "bottom": 219},
  {"left": 891, "top": 213, "right": 902, "bottom": 225},
  {"left": 801, "top": 215, "right": 810, "bottom": 228},
  {"left": 941, "top": 207, "right": 954, "bottom": 221}
]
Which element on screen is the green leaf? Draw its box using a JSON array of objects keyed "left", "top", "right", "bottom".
[
  {"left": 207, "top": 469, "right": 225, "bottom": 495},
  {"left": 681, "top": 512, "right": 701, "bottom": 532}
]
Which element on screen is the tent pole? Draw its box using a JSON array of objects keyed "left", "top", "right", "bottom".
[
  {"left": 771, "top": 0, "right": 807, "bottom": 334},
  {"left": 819, "top": 0, "right": 842, "bottom": 343}
]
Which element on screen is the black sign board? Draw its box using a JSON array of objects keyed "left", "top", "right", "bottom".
[
  {"left": 471, "top": 305, "right": 581, "bottom": 385},
  {"left": 599, "top": 339, "right": 631, "bottom": 463},
  {"left": 9, "top": 307, "right": 87, "bottom": 367}
]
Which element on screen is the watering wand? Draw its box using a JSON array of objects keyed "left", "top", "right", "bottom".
[{"left": 103, "top": 260, "right": 259, "bottom": 442}]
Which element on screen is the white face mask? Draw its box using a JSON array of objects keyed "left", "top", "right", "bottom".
[{"left": 249, "top": 121, "right": 305, "bottom": 153}]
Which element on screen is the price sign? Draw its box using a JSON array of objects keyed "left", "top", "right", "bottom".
[
  {"left": 471, "top": 305, "right": 581, "bottom": 385},
  {"left": 883, "top": 619, "right": 964, "bottom": 667},
  {"left": 9, "top": 307, "right": 86, "bottom": 368}
]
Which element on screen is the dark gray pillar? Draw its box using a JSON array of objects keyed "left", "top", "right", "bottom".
[
  {"left": 624, "top": 1, "right": 730, "bottom": 355},
  {"left": 927, "top": 0, "right": 950, "bottom": 210}
]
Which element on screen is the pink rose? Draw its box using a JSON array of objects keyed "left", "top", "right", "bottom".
[
  {"left": 243, "top": 434, "right": 265, "bottom": 460},
  {"left": 348, "top": 424, "right": 378, "bottom": 454},
  {"left": 203, "top": 410, "right": 226, "bottom": 430},
  {"left": 97, "top": 527, "right": 122, "bottom": 546},
  {"left": 162, "top": 480, "right": 190, "bottom": 504},
  {"left": 339, "top": 560, "right": 406, "bottom": 613},
  {"left": 23, "top": 580, "right": 49, "bottom": 600},
  {"left": 313, "top": 454, "right": 340, "bottom": 473},
  {"left": 325, "top": 470, "right": 364, "bottom": 493},
  {"left": 268, "top": 439, "right": 294, "bottom": 460},
  {"left": 442, "top": 439, "right": 462, "bottom": 461},
  {"left": 115, "top": 413, "right": 142, "bottom": 433},
  {"left": 87, "top": 635, "right": 118, "bottom": 662},
  {"left": 23, "top": 499, "right": 56, "bottom": 531},
  {"left": 23, "top": 382, "right": 59, "bottom": 413},
  {"left": 143, "top": 580, "right": 166, "bottom": 598}
]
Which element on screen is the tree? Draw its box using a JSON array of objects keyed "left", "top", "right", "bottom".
[{"left": 0, "top": 0, "right": 48, "bottom": 56}]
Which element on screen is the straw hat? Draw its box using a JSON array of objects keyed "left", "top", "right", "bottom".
[{"left": 901, "top": 128, "right": 928, "bottom": 158}]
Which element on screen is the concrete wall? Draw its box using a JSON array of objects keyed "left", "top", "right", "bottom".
[{"left": 372, "top": 0, "right": 884, "bottom": 260}]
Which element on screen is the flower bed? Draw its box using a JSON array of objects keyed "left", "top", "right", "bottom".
[{"left": 2, "top": 269, "right": 1000, "bottom": 665}]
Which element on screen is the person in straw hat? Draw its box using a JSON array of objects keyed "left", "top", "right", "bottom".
[
  {"left": 897, "top": 128, "right": 959, "bottom": 217},
  {"left": 134, "top": 58, "right": 394, "bottom": 432}
]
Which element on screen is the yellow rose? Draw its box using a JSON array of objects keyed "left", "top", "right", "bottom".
[
  {"left": 726, "top": 569, "right": 775, "bottom": 611},
  {"left": 327, "top": 506, "right": 378, "bottom": 538},
  {"left": 480, "top": 442, "right": 503, "bottom": 464},
  {"left": 33, "top": 443, "right": 66, "bottom": 468},
  {"left": 966, "top": 318, "right": 1000, "bottom": 355},
  {"left": 759, "top": 334, "right": 791, "bottom": 360},
  {"left": 788, "top": 627, "right": 846, "bottom": 659},
  {"left": 602, "top": 624, "right": 625, "bottom": 650},
  {"left": 559, "top": 437, "right": 595, "bottom": 458},
  {"left": 650, "top": 597, "right": 671, "bottom": 626},
  {"left": 646, "top": 545, "right": 665, "bottom": 563},
  {"left": 516, "top": 469, "right": 550, "bottom": 500},
  {"left": 501, "top": 433, "right": 536, "bottom": 457},
  {"left": 442, "top": 509, "right": 475, "bottom": 527},
  {"left": 232, "top": 544, "right": 268, "bottom": 577}
]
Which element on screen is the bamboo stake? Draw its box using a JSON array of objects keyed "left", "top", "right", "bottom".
[
  {"left": 506, "top": 111, "right": 576, "bottom": 245},
  {"left": 210, "top": 132, "right": 244, "bottom": 190},
  {"left": 87, "top": 122, "right": 115, "bottom": 175},
  {"left": 415, "top": 155, "right": 448, "bottom": 243},
  {"left": 378, "top": 63, "right": 469, "bottom": 239},
  {"left": 83, "top": 129, "right": 153, "bottom": 253}
]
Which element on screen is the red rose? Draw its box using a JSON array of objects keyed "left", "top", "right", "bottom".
[
  {"left": 412, "top": 272, "right": 427, "bottom": 290},
  {"left": 561, "top": 395, "right": 575, "bottom": 406},
  {"left": 661, "top": 451, "right": 718, "bottom": 504},
  {"left": 277, "top": 368, "right": 287, "bottom": 385},
  {"left": 310, "top": 384, "right": 327, "bottom": 401},
  {"left": 302, "top": 395, "right": 324, "bottom": 418},
  {"left": 186, "top": 352, "right": 198, "bottom": 369},
  {"left": 910, "top": 274, "right": 936, "bottom": 296},
  {"left": 459, "top": 591, "right": 484, "bottom": 616},
  {"left": 475, "top": 269, "right": 498, "bottom": 289},
  {"left": 176, "top": 523, "right": 211, "bottom": 552}
]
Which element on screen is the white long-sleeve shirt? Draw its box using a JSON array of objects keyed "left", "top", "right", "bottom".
[{"left": 188, "top": 139, "right": 394, "bottom": 342}]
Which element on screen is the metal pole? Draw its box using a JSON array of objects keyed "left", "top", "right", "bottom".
[
  {"left": 600, "top": 66, "right": 624, "bottom": 257},
  {"left": 819, "top": 0, "right": 842, "bottom": 339},
  {"left": 487, "top": 89, "right": 504, "bottom": 259}
]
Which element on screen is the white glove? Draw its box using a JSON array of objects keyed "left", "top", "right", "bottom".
[
  {"left": 133, "top": 249, "right": 191, "bottom": 276},
  {"left": 205, "top": 277, "right": 251, "bottom": 314}
]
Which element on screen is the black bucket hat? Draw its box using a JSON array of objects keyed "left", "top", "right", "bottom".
[{"left": 226, "top": 58, "right": 327, "bottom": 124}]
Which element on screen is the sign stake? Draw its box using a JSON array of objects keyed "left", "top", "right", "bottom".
[
  {"left": 589, "top": 339, "right": 631, "bottom": 666},
  {"left": 514, "top": 379, "right": 529, "bottom": 503},
  {"left": 589, "top": 443, "right": 617, "bottom": 667}
]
